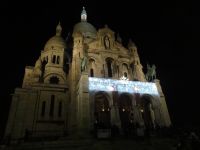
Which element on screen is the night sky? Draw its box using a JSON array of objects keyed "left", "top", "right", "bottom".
[{"left": 0, "top": 1, "right": 198, "bottom": 136}]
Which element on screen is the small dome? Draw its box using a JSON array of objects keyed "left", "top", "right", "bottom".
[
  {"left": 44, "top": 36, "right": 66, "bottom": 51},
  {"left": 73, "top": 21, "right": 97, "bottom": 38},
  {"left": 44, "top": 22, "right": 66, "bottom": 51}
]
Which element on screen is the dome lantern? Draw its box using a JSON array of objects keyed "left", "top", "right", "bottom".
[
  {"left": 56, "top": 21, "right": 62, "bottom": 36},
  {"left": 73, "top": 6, "right": 97, "bottom": 38},
  {"left": 81, "top": 6, "right": 87, "bottom": 22},
  {"left": 44, "top": 22, "right": 66, "bottom": 51}
]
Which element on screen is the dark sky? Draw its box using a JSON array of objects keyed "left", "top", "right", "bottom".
[{"left": 0, "top": 1, "right": 198, "bottom": 136}]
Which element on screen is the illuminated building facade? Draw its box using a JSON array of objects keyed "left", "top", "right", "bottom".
[{"left": 4, "top": 7, "right": 171, "bottom": 140}]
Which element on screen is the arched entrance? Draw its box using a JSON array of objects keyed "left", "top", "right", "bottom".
[
  {"left": 140, "top": 95, "right": 155, "bottom": 129},
  {"left": 118, "top": 93, "right": 133, "bottom": 133},
  {"left": 94, "top": 92, "right": 111, "bottom": 129}
]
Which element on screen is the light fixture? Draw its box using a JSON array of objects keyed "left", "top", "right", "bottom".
[
  {"left": 120, "top": 76, "right": 129, "bottom": 81},
  {"left": 89, "top": 77, "right": 159, "bottom": 95}
]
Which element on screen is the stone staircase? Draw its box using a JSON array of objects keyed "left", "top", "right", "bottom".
[
  {"left": 0, "top": 137, "right": 94, "bottom": 150},
  {"left": 0, "top": 136, "right": 177, "bottom": 150}
]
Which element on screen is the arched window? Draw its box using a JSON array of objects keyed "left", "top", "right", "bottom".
[
  {"left": 52, "top": 55, "right": 56, "bottom": 64},
  {"left": 57, "top": 56, "right": 60, "bottom": 64},
  {"left": 122, "top": 63, "right": 128, "bottom": 70},
  {"left": 90, "top": 69, "right": 94, "bottom": 77},
  {"left": 106, "top": 58, "right": 113, "bottom": 77},
  {"left": 49, "top": 95, "right": 55, "bottom": 117},
  {"left": 58, "top": 101, "right": 62, "bottom": 117},
  {"left": 122, "top": 63, "right": 129, "bottom": 77},
  {"left": 117, "top": 65, "right": 119, "bottom": 77},
  {"left": 124, "top": 72, "right": 127, "bottom": 77},
  {"left": 94, "top": 92, "right": 111, "bottom": 128},
  {"left": 130, "top": 63, "right": 134, "bottom": 74},
  {"left": 64, "top": 54, "right": 70, "bottom": 74},
  {"left": 107, "top": 61, "right": 112, "bottom": 77},
  {"left": 49, "top": 76, "right": 59, "bottom": 84},
  {"left": 89, "top": 59, "right": 95, "bottom": 77},
  {"left": 41, "top": 101, "right": 46, "bottom": 117}
]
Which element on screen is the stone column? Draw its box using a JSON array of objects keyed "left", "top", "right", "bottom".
[
  {"left": 110, "top": 91, "right": 121, "bottom": 128},
  {"left": 111, "top": 105, "right": 121, "bottom": 127},
  {"left": 77, "top": 72, "right": 90, "bottom": 136},
  {"left": 133, "top": 106, "right": 144, "bottom": 126}
]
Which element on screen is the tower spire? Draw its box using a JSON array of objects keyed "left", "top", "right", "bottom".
[
  {"left": 81, "top": 6, "right": 87, "bottom": 22},
  {"left": 56, "top": 21, "right": 62, "bottom": 36},
  {"left": 128, "top": 38, "right": 135, "bottom": 48},
  {"left": 128, "top": 38, "right": 146, "bottom": 81}
]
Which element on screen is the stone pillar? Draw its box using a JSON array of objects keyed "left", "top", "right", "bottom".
[
  {"left": 133, "top": 106, "right": 144, "bottom": 126},
  {"left": 111, "top": 105, "right": 121, "bottom": 127},
  {"left": 77, "top": 72, "right": 90, "bottom": 136},
  {"left": 111, "top": 91, "right": 121, "bottom": 128}
]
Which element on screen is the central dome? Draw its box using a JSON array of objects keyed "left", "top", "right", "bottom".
[
  {"left": 73, "top": 21, "right": 97, "bottom": 38},
  {"left": 73, "top": 7, "right": 97, "bottom": 38}
]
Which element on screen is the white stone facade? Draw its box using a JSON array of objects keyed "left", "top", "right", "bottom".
[{"left": 4, "top": 7, "right": 171, "bottom": 140}]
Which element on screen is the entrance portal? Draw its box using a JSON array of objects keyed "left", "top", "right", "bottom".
[
  {"left": 94, "top": 92, "right": 111, "bottom": 129},
  {"left": 118, "top": 93, "right": 132, "bottom": 133},
  {"left": 140, "top": 95, "right": 155, "bottom": 129}
]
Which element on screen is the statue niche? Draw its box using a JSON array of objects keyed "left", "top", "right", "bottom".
[
  {"left": 104, "top": 36, "right": 110, "bottom": 49},
  {"left": 81, "top": 56, "right": 87, "bottom": 72},
  {"left": 80, "top": 43, "right": 88, "bottom": 72}
]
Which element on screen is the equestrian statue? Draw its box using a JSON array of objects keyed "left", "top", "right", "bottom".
[{"left": 145, "top": 64, "right": 156, "bottom": 81}]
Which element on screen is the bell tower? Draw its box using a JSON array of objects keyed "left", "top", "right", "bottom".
[
  {"left": 40, "top": 22, "right": 67, "bottom": 85},
  {"left": 4, "top": 22, "right": 70, "bottom": 140},
  {"left": 128, "top": 39, "right": 146, "bottom": 81},
  {"left": 69, "top": 7, "right": 91, "bottom": 135}
]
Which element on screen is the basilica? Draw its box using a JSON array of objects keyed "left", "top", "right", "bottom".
[{"left": 4, "top": 7, "right": 171, "bottom": 140}]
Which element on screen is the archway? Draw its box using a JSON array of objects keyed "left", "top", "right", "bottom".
[
  {"left": 49, "top": 76, "right": 59, "bottom": 84},
  {"left": 89, "top": 58, "right": 95, "bottom": 77},
  {"left": 94, "top": 92, "right": 111, "bottom": 129},
  {"left": 105, "top": 57, "right": 113, "bottom": 77},
  {"left": 140, "top": 95, "right": 155, "bottom": 129},
  {"left": 118, "top": 93, "right": 133, "bottom": 133}
]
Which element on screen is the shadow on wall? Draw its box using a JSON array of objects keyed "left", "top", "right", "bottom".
[{"left": 0, "top": 95, "right": 12, "bottom": 141}]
